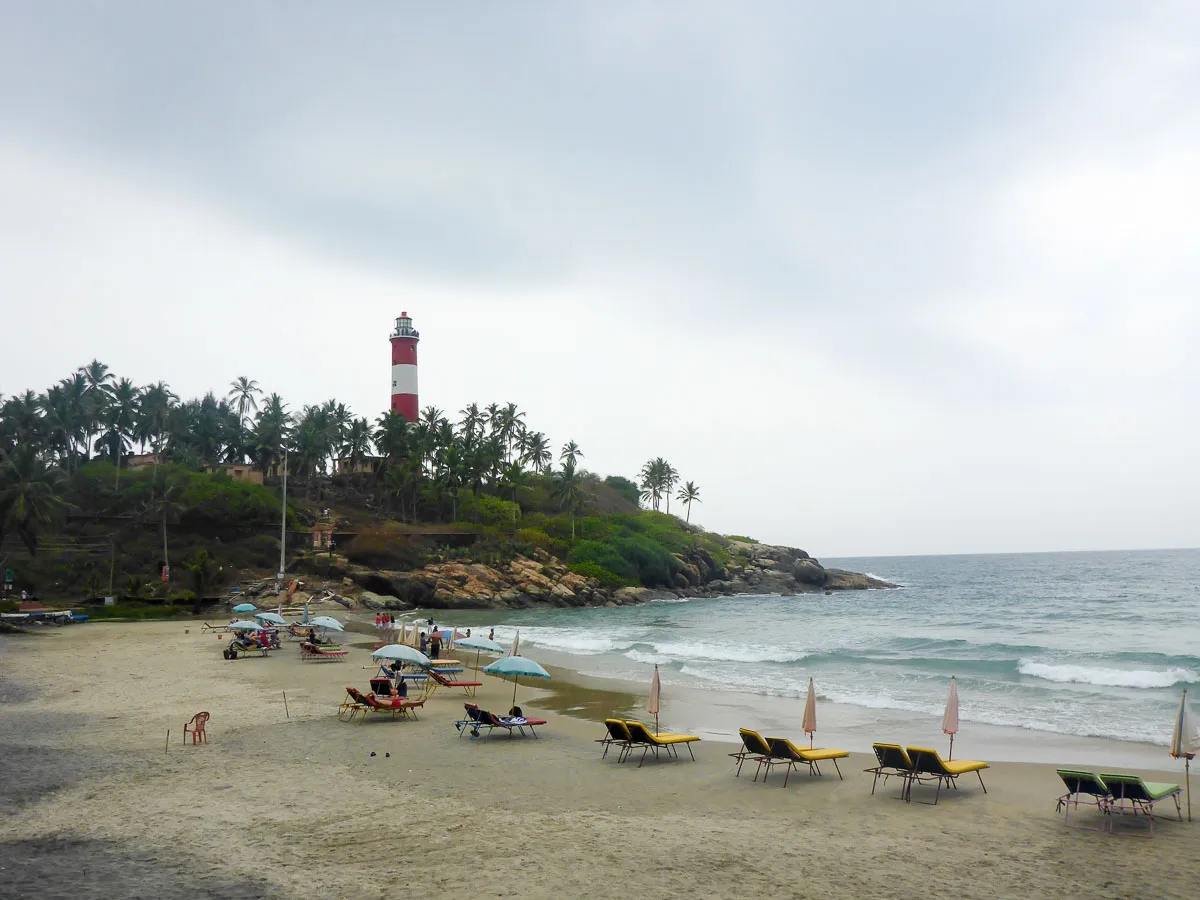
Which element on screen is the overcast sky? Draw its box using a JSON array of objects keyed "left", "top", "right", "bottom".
[{"left": 2, "top": 2, "right": 1198, "bottom": 557}]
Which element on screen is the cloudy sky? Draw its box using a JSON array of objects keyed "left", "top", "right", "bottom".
[{"left": 2, "top": 2, "right": 1198, "bottom": 557}]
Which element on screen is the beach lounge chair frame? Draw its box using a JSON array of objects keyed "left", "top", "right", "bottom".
[
  {"left": 864, "top": 743, "right": 920, "bottom": 799},
  {"left": 905, "top": 746, "right": 989, "bottom": 805},
  {"left": 598, "top": 719, "right": 635, "bottom": 762},
  {"left": 455, "top": 704, "right": 545, "bottom": 740},
  {"left": 623, "top": 721, "right": 700, "bottom": 768},
  {"left": 1055, "top": 769, "right": 1113, "bottom": 832},
  {"left": 425, "top": 666, "right": 482, "bottom": 697},
  {"left": 729, "top": 729, "right": 785, "bottom": 782},
  {"left": 765, "top": 737, "right": 849, "bottom": 786},
  {"left": 1099, "top": 772, "right": 1182, "bottom": 837},
  {"left": 300, "top": 641, "right": 348, "bottom": 662}
]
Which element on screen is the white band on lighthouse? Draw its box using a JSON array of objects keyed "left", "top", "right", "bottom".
[{"left": 391, "top": 364, "right": 418, "bottom": 395}]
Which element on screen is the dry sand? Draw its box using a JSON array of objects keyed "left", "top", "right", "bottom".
[{"left": 1, "top": 621, "right": 1197, "bottom": 900}]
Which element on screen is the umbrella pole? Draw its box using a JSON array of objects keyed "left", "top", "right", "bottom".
[
  {"left": 949, "top": 734, "right": 954, "bottom": 761},
  {"left": 512, "top": 676, "right": 519, "bottom": 710},
  {"left": 1187, "top": 757, "right": 1192, "bottom": 823},
  {"left": 474, "top": 648, "right": 481, "bottom": 673}
]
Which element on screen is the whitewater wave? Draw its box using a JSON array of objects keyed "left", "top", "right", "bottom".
[
  {"left": 519, "top": 631, "right": 633, "bottom": 655},
  {"left": 630, "top": 640, "right": 806, "bottom": 665},
  {"left": 1018, "top": 660, "right": 1200, "bottom": 689}
]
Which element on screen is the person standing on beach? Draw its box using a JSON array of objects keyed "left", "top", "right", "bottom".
[
  {"left": 429, "top": 630, "right": 442, "bottom": 660},
  {"left": 419, "top": 631, "right": 427, "bottom": 654},
  {"left": 488, "top": 627, "right": 494, "bottom": 641}
]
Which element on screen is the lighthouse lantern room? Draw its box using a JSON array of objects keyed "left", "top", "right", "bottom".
[{"left": 390, "top": 312, "right": 419, "bottom": 422}]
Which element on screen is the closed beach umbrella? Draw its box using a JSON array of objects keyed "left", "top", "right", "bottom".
[
  {"left": 458, "top": 635, "right": 504, "bottom": 672},
  {"left": 310, "top": 615, "right": 344, "bottom": 632},
  {"left": 802, "top": 677, "right": 818, "bottom": 749},
  {"left": 648, "top": 664, "right": 662, "bottom": 735},
  {"left": 254, "top": 612, "right": 287, "bottom": 626},
  {"left": 1170, "top": 689, "right": 1198, "bottom": 821},
  {"left": 483, "top": 654, "right": 550, "bottom": 709},
  {"left": 372, "top": 644, "right": 431, "bottom": 667},
  {"left": 507, "top": 630, "right": 520, "bottom": 657},
  {"left": 232, "top": 603, "right": 257, "bottom": 613},
  {"left": 942, "top": 676, "right": 960, "bottom": 760},
  {"left": 407, "top": 623, "right": 420, "bottom": 649}
]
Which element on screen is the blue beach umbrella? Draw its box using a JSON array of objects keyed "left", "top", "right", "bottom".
[
  {"left": 228, "top": 619, "right": 262, "bottom": 631},
  {"left": 254, "top": 612, "right": 287, "bottom": 625},
  {"left": 232, "top": 603, "right": 257, "bottom": 613},
  {"left": 310, "top": 615, "right": 345, "bottom": 632},
  {"left": 457, "top": 635, "right": 505, "bottom": 672},
  {"left": 482, "top": 655, "right": 551, "bottom": 708},
  {"left": 372, "top": 644, "right": 431, "bottom": 667}
]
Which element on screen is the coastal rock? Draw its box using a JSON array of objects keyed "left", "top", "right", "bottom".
[{"left": 792, "top": 558, "right": 828, "bottom": 587}]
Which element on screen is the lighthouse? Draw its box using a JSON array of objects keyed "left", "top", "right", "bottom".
[{"left": 389, "top": 312, "right": 419, "bottom": 422}]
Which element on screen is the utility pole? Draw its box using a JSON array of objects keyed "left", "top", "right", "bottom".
[
  {"left": 277, "top": 446, "right": 288, "bottom": 582},
  {"left": 108, "top": 535, "right": 115, "bottom": 598}
]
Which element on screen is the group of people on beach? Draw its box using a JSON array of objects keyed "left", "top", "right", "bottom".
[{"left": 374, "top": 613, "right": 395, "bottom": 632}]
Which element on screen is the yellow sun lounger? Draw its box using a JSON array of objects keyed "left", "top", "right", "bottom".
[
  {"left": 624, "top": 721, "right": 700, "bottom": 768},
  {"left": 906, "top": 746, "right": 989, "bottom": 805},
  {"left": 765, "top": 737, "right": 849, "bottom": 785},
  {"left": 865, "top": 743, "right": 916, "bottom": 799}
]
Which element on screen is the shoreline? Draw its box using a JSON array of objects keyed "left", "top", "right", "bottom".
[{"left": 3, "top": 621, "right": 1198, "bottom": 899}]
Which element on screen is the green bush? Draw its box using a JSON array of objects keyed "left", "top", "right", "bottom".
[
  {"left": 568, "top": 560, "right": 630, "bottom": 589},
  {"left": 603, "top": 475, "right": 641, "bottom": 507},
  {"left": 726, "top": 534, "right": 758, "bottom": 544},
  {"left": 458, "top": 493, "right": 520, "bottom": 528}
]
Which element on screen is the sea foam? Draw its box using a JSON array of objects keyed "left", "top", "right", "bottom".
[{"left": 1017, "top": 659, "right": 1200, "bottom": 689}]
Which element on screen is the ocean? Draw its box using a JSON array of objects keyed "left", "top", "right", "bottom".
[{"left": 460, "top": 548, "right": 1200, "bottom": 758}]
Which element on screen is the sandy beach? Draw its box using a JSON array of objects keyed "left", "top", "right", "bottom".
[{"left": 2, "top": 621, "right": 1197, "bottom": 900}]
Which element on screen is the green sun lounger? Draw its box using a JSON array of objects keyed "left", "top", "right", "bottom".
[
  {"left": 1056, "top": 769, "right": 1112, "bottom": 832},
  {"left": 1098, "top": 772, "right": 1182, "bottom": 837}
]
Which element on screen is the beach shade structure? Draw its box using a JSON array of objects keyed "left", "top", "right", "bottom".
[
  {"left": 943, "top": 676, "right": 960, "bottom": 760},
  {"left": 1170, "top": 688, "right": 1198, "bottom": 821},
  {"left": 802, "top": 677, "right": 818, "bottom": 748},
  {"left": 310, "top": 615, "right": 345, "bottom": 632},
  {"left": 228, "top": 619, "right": 263, "bottom": 631},
  {"left": 507, "top": 630, "right": 520, "bottom": 657},
  {"left": 254, "top": 612, "right": 287, "bottom": 626},
  {"left": 372, "top": 644, "right": 431, "bottom": 667},
  {"left": 232, "top": 603, "right": 258, "bottom": 614},
  {"left": 483, "top": 655, "right": 550, "bottom": 709},
  {"left": 648, "top": 664, "right": 662, "bottom": 734},
  {"left": 407, "top": 623, "right": 421, "bottom": 649},
  {"left": 457, "top": 635, "right": 505, "bottom": 673}
]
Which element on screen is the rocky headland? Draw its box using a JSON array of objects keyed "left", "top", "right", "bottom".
[{"left": 297, "top": 540, "right": 895, "bottom": 611}]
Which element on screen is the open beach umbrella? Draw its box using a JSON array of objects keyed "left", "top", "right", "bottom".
[
  {"left": 483, "top": 655, "right": 550, "bottom": 709},
  {"left": 232, "top": 603, "right": 257, "bottom": 613},
  {"left": 648, "top": 664, "right": 662, "bottom": 735},
  {"left": 372, "top": 644, "right": 431, "bottom": 667},
  {"left": 802, "top": 677, "right": 818, "bottom": 749},
  {"left": 254, "top": 612, "right": 287, "bottom": 626},
  {"left": 942, "top": 676, "right": 960, "bottom": 760},
  {"left": 310, "top": 615, "right": 344, "bottom": 632},
  {"left": 457, "top": 635, "right": 504, "bottom": 672},
  {"left": 228, "top": 619, "right": 262, "bottom": 631},
  {"left": 1170, "top": 688, "right": 1198, "bottom": 822}
]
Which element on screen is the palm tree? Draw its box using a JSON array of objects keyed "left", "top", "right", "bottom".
[
  {"left": 0, "top": 447, "right": 72, "bottom": 554},
  {"left": 252, "top": 393, "right": 291, "bottom": 474},
  {"left": 676, "top": 481, "right": 701, "bottom": 523},
  {"left": 639, "top": 458, "right": 674, "bottom": 511},
  {"left": 664, "top": 461, "right": 679, "bottom": 514},
  {"left": 561, "top": 440, "right": 584, "bottom": 470},
  {"left": 227, "top": 376, "right": 262, "bottom": 425},
  {"left": 523, "top": 432, "right": 551, "bottom": 474},
  {"left": 79, "top": 359, "right": 115, "bottom": 460},
  {"left": 459, "top": 403, "right": 483, "bottom": 440},
  {"left": 101, "top": 378, "right": 140, "bottom": 486},
  {"left": 552, "top": 463, "right": 586, "bottom": 541},
  {"left": 499, "top": 462, "right": 529, "bottom": 527},
  {"left": 341, "top": 417, "right": 374, "bottom": 471}
]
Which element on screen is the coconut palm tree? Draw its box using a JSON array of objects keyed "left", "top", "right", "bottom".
[
  {"left": 676, "top": 481, "right": 701, "bottom": 523},
  {"left": 0, "top": 446, "right": 72, "bottom": 554},
  {"left": 523, "top": 432, "right": 551, "bottom": 474},
  {"left": 552, "top": 462, "right": 586, "bottom": 541},
  {"left": 226, "top": 376, "right": 262, "bottom": 425},
  {"left": 561, "top": 440, "right": 584, "bottom": 470}
]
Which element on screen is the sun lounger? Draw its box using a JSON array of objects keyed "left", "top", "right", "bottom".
[
  {"left": 598, "top": 719, "right": 635, "bottom": 762},
  {"left": 1098, "top": 772, "right": 1182, "bottom": 837},
  {"left": 339, "top": 687, "right": 372, "bottom": 722},
  {"left": 351, "top": 689, "right": 424, "bottom": 722},
  {"left": 425, "top": 666, "right": 483, "bottom": 697},
  {"left": 300, "top": 641, "right": 348, "bottom": 661},
  {"left": 765, "top": 737, "right": 849, "bottom": 786},
  {"left": 1056, "top": 769, "right": 1113, "bottom": 832},
  {"left": 864, "top": 743, "right": 916, "bottom": 799},
  {"left": 729, "top": 729, "right": 786, "bottom": 782},
  {"left": 623, "top": 721, "right": 700, "bottom": 768},
  {"left": 455, "top": 703, "right": 546, "bottom": 740},
  {"left": 906, "top": 746, "right": 988, "bottom": 805}
]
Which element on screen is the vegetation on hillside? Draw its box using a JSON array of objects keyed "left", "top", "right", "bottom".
[{"left": 1, "top": 361, "right": 727, "bottom": 602}]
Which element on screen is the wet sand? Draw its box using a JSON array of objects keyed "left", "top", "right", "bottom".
[{"left": 1, "top": 621, "right": 1198, "bottom": 899}]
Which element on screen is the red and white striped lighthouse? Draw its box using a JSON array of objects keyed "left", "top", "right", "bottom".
[{"left": 389, "top": 312, "right": 419, "bottom": 422}]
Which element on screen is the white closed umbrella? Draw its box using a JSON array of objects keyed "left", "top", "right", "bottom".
[
  {"left": 942, "top": 676, "right": 960, "bottom": 760},
  {"left": 648, "top": 664, "right": 661, "bottom": 735},
  {"left": 1171, "top": 688, "right": 1199, "bottom": 822},
  {"left": 802, "top": 677, "right": 817, "bottom": 749}
]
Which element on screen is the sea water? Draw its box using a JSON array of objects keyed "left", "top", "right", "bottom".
[{"left": 474, "top": 549, "right": 1200, "bottom": 751}]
